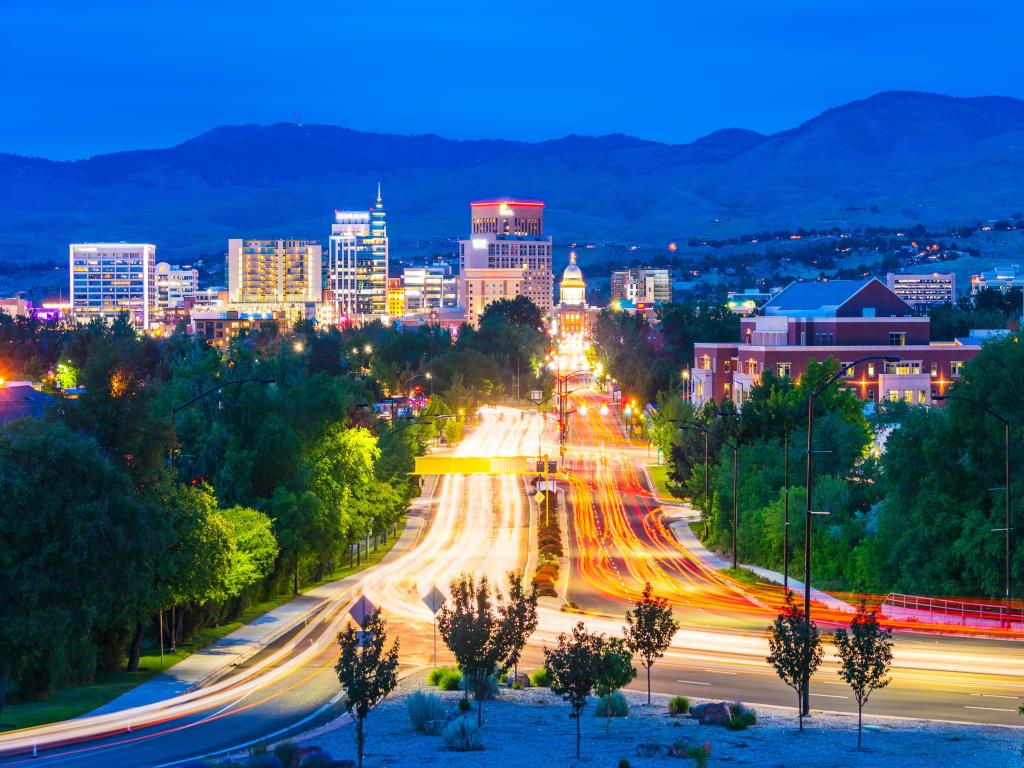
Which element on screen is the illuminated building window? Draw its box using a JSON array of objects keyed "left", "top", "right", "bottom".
[
  {"left": 889, "top": 332, "right": 907, "bottom": 346},
  {"left": 950, "top": 361, "right": 964, "bottom": 376},
  {"left": 776, "top": 362, "right": 791, "bottom": 378}
]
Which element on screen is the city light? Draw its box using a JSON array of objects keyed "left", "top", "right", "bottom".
[{"left": 293, "top": 340, "right": 305, "bottom": 353}]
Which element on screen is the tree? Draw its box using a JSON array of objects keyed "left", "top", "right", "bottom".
[
  {"left": 218, "top": 505, "right": 279, "bottom": 598},
  {"left": 479, "top": 295, "right": 544, "bottom": 330},
  {"left": 594, "top": 636, "right": 636, "bottom": 733},
  {"left": 833, "top": 603, "right": 893, "bottom": 748},
  {"left": 766, "top": 593, "right": 823, "bottom": 731},
  {"left": 497, "top": 571, "right": 538, "bottom": 682},
  {"left": 334, "top": 609, "right": 399, "bottom": 768},
  {"left": 624, "top": 582, "right": 679, "bottom": 704},
  {"left": 437, "top": 574, "right": 511, "bottom": 726},
  {"left": 544, "top": 622, "right": 605, "bottom": 758}
]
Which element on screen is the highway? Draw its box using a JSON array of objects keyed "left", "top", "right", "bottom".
[{"left": 1, "top": 401, "right": 1021, "bottom": 765}]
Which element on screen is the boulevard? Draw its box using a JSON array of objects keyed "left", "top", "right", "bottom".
[{"left": 2, "top": 397, "right": 1022, "bottom": 767}]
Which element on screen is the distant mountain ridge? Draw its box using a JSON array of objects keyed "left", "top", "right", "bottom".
[{"left": 2, "top": 90, "right": 1024, "bottom": 261}]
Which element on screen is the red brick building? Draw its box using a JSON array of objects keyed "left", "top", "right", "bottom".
[{"left": 689, "top": 278, "right": 981, "bottom": 408}]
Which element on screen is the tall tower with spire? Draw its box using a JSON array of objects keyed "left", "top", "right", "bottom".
[{"left": 325, "top": 185, "right": 389, "bottom": 324}]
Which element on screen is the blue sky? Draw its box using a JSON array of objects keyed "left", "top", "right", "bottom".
[{"left": 4, "top": 0, "right": 1022, "bottom": 159}]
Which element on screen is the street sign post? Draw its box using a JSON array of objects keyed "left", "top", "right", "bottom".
[
  {"left": 422, "top": 585, "right": 445, "bottom": 667},
  {"left": 349, "top": 595, "right": 378, "bottom": 629}
]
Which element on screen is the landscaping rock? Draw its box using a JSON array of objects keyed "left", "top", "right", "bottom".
[
  {"left": 635, "top": 742, "right": 670, "bottom": 757},
  {"left": 693, "top": 701, "right": 732, "bottom": 726},
  {"left": 506, "top": 672, "right": 531, "bottom": 687}
]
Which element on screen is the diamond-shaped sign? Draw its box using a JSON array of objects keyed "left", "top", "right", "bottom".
[
  {"left": 422, "top": 585, "right": 445, "bottom": 614},
  {"left": 534, "top": 491, "right": 545, "bottom": 505},
  {"left": 349, "top": 595, "right": 378, "bottom": 629}
]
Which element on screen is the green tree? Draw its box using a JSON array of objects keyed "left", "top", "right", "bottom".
[
  {"left": 334, "top": 609, "right": 399, "bottom": 768},
  {"left": 833, "top": 603, "right": 894, "bottom": 748},
  {"left": 766, "top": 593, "right": 823, "bottom": 731},
  {"left": 544, "top": 621, "right": 605, "bottom": 759},
  {"left": 624, "top": 582, "right": 679, "bottom": 704},
  {"left": 497, "top": 571, "right": 539, "bottom": 682},
  {"left": 594, "top": 636, "right": 636, "bottom": 733},
  {"left": 437, "top": 574, "right": 511, "bottom": 726},
  {"left": 479, "top": 295, "right": 544, "bottom": 329},
  {"left": 218, "top": 505, "right": 279, "bottom": 598}
]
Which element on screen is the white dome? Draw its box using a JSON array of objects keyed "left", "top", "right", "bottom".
[{"left": 562, "top": 262, "right": 583, "bottom": 282}]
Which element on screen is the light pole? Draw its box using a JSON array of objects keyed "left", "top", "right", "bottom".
[
  {"left": 934, "top": 393, "right": 1011, "bottom": 603},
  {"left": 802, "top": 355, "right": 896, "bottom": 715},
  {"left": 671, "top": 419, "right": 710, "bottom": 540}
]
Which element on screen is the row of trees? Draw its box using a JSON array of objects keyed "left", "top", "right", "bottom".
[
  {"left": 648, "top": 335, "right": 1023, "bottom": 600},
  {"left": 0, "top": 312, "right": 432, "bottom": 717}
]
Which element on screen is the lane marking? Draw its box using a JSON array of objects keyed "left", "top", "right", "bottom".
[
  {"left": 677, "top": 680, "right": 712, "bottom": 686},
  {"left": 809, "top": 693, "right": 848, "bottom": 699},
  {"left": 969, "top": 694, "right": 1019, "bottom": 700},
  {"left": 964, "top": 705, "right": 1018, "bottom": 713}
]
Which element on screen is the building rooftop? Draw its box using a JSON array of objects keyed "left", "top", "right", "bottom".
[
  {"left": 763, "top": 279, "right": 871, "bottom": 315},
  {"left": 0, "top": 383, "right": 57, "bottom": 425}
]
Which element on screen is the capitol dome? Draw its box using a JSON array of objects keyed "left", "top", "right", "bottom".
[{"left": 559, "top": 252, "right": 586, "bottom": 307}]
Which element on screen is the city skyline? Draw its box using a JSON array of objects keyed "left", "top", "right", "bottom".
[{"left": 3, "top": 1, "right": 1023, "bottom": 159}]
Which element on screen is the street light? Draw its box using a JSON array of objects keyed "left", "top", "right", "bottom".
[
  {"left": 934, "top": 394, "right": 1011, "bottom": 603},
  {"left": 802, "top": 355, "right": 897, "bottom": 715}
]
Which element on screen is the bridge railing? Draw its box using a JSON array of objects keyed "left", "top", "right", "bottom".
[{"left": 882, "top": 592, "right": 1024, "bottom": 624}]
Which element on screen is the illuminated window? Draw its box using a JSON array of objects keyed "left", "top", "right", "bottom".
[
  {"left": 931, "top": 361, "right": 938, "bottom": 376},
  {"left": 867, "top": 364, "right": 875, "bottom": 377},
  {"left": 777, "top": 362, "right": 792, "bottom": 378},
  {"left": 889, "top": 332, "right": 907, "bottom": 346},
  {"left": 842, "top": 362, "right": 855, "bottom": 378},
  {"left": 918, "top": 390, "right": 927, "bottom": 403},
  {"left": 904, "top": 389, "right": 913, "bottom": 403},
  {"left": 950, "top": 361, "right": 964, "bottom": 376},
  {"left": 888, "top": 389, "right": 900, "bottom": 402}
]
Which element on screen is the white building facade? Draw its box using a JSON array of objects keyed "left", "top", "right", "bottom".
[{"left": 70, "top": 243, "right": 157, "bottom": 328}]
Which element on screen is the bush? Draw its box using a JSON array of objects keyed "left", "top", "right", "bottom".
[
  {"left": 458, "top": 696, "right": 472, "bottom": 713},
  {"left": 407, "top": 691, "right": 446, "bottom": 732},
  {"left": 299, "top": 753, "right": 332, "bottom": 768},
  {"left": 437, "top": 669, "right": 464, "bottom": 692},
  {"left": 443, "top": 717, "right": 484, "bottom": 751},
  {"left": 472, "top": 673, "right": 499, "bottom": 701},
  {"left": 530, "top": 667, "right": 552, "bottom": 687},
  {"left": 428, "top": 666, "right": 458, "bottom": 686},
  {"left": 272, "top": 741, "right": 300, "bottom": 767},
  {"left": 618, "top": 760, "right": 631, "bottom": 768},
  {"left": 667, "top": 695, "right": 690, "bottom": 715},
  {"left": 726, "top": 704, "right": 757, "bottom": 730},
  {"left": 595, "top": 691, "right": 630, "bottom": 718}
]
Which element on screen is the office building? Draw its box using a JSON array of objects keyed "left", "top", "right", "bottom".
[
  {"left": 971, "top": 265, "right": 1024, "bottom": 294},
  {"left": 886, "top": 272, "right": 955, "bottom": 309},
  {"left": 689, "top": 278, "right": 980, "bottom": 409},
  {"left": 156, "top": 262, "right": 199, "bottom": 309},
  {"left": 611, "top": 268, "right": 671, "bottom": 305},
  {"left": 0, "top": 297, "right": 31, "bottom": 318},
  {"left": 726, "top": 288, "right": 775, "bottom": 315},
  {"left": 387, "top": 277, "right": 404, "bottom": 317},
  {"left": 459, "top": 199, "right": 553, "bottom": 328},
  {"left": 402, "top": 263, "right": 459, "bottom": 314},
  {"left": 326, "top": 188, "right": 389, "bottom": 324},
  {"left": 70, "top": 243, "right": 157, "bottom": 328}
]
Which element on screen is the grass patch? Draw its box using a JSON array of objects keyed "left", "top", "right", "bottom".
[
  {"left": 1, "top": 519, "right": 406, "bottom": 732},
  {"left": 646, "top": 464, "right": 681, "bottom": 500},
  {"left": 722, "top": 566, "right": 773, "bottom": 588},
  {"left": 688, "top": 521, "right": 705, "bottom": 540}
]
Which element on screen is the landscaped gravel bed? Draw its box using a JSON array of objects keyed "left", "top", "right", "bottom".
[{"left": 302, "top": 673, "right": 1023, "bottom": 767}]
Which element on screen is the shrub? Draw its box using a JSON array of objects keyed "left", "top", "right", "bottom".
[
  {"left": 443, "top": 717, "right": 484, "bottom": 751},
  {"left": 299, "top": 753, "right": 332, "bottom": 768},
  {"left": 437, "top": 669, "right": 464, "bottom": 692},
  {"left": 618, "top": 760, "right": 631, "bottom": 768},
  {"left": 529, "top": 667, "right": 552, "bottom": 687},
  {"left": 726, "top": 704, "right": 757, "bottom": 730},
  {"left": 667, "top": 695, "right": 690, "bottom": 715},
  {"left": 272, "top": 741, "right": 300, "bottom": 767},
  {"left": 458, "top": 696, "right": 472, "bottom": 713},
  {"left": 407, "top": 691, "right": 446, "bottom": 732},
  {"left": 472, "top": 673, "right": 499, "bottom": 701},
  {"left": 428, "top": 666, "right": 458, "bottom": 686},
  {"left": 595, "top": 691, "right": 630, "bottom": 718}
]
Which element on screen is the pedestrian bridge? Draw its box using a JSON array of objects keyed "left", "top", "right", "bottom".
[{"left": 414, "top": 455, "right": 547, "bottom": 475}]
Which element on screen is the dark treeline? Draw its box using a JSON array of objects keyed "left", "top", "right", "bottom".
[{"left": 0, "top": 296, "right": 548, "bottom": 717}]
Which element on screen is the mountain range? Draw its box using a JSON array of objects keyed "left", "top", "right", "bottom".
[{"left": 2, "top": 91, "right": 1024, "bottom": 262}]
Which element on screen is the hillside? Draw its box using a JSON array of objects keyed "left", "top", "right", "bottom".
[{"left": 2, "top": 91, "right": 1024, "bottom": 261}]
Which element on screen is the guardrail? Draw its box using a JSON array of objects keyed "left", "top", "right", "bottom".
[{"left": 882, "top": 592, "right": 1024, "bottom": 624}]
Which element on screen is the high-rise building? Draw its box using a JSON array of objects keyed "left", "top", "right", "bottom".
[
  {"left": 459, "top": 199, "right": 553, "bottom": 328},
  {"left": 611, "top": 267, "right": 672, "bottom": 305},
  {"left": 70, "top": 243, "right": 157, "bottom": 328},
  {"left": 227, "top": 239, "right": 322, "bottom": 306},
  {"left": 156, "top": 262, "right": 199, "bottom": 310},
  {"left": 326, "top": 187, "right": 389, "bottom": 324},
  {"left": 886, "top": 272, "right": 955, "bottom": 309}
]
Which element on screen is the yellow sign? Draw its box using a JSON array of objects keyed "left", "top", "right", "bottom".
[
  {"left": 413, "top": 455, "right": 533, "bottom": 475},
  {"left": 533, "top": 491, "right": 545, "bottom": 504}
]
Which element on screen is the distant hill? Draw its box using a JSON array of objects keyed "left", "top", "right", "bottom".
[{"left": 2, "top": 91, "right": 1024, "bottom": 261}]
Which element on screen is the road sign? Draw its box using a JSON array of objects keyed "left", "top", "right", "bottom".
[
  {"left": 530, "top": 389, "right": 543, "bottom": 403},
  {"left": 533, "top": 491, "right": 545, "bottom": 505},
  {"left": 349, "top": 595, "right": 378, "bottom": 629},
  {"left": 356, "top": 630, "right": 374, "bottom": 648},
  {"left": 422, "top": 585, "right": 445, "bottom": 614}
]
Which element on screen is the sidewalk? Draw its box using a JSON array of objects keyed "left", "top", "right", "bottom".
[
  {"left": 90, "top": 475, "right": 438, "bottom": 716},
  {"left": 661, "top": 504, "right": 854, "bottom": 613}
]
